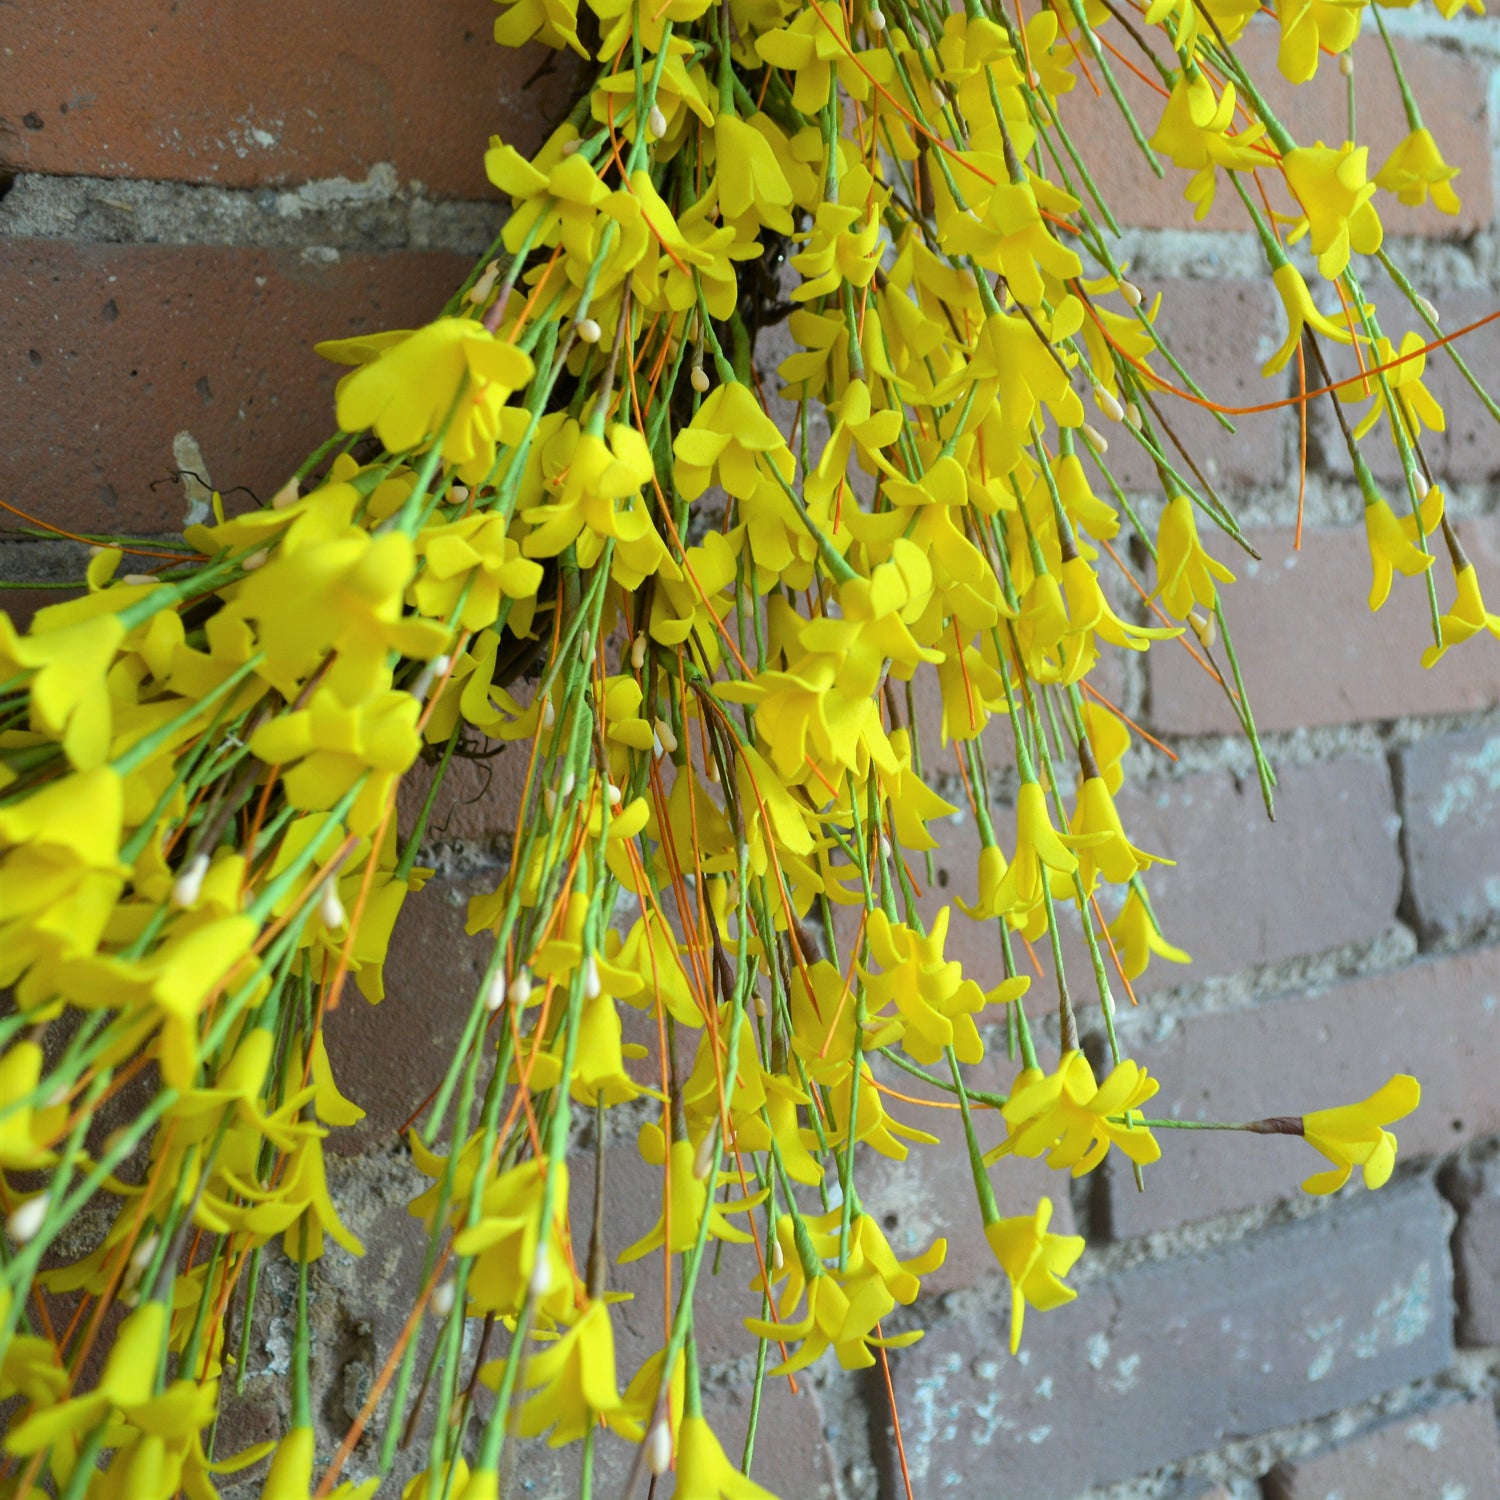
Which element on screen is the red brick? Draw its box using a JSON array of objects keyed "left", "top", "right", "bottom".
[
  {"left": 0, "top": 1, "right": 580, "bottom": 197},
  {"left": 1266, "top": 1399, "right": 1500, "bottom": 1500},
  {"left": 1055, "top": 22, "right": 1493, "bottom": 235},
  {"left": 395, "top": 743, "right": 532, "bottom": 854},
  {"left": 1084, "top": 279, "right": 1289, "bottom": 496},
  {"left": 1445, "top": 1147, "right": 1500, "bottom": 1345},
  {"left": 1, "top": 239, "right": 471, "bottom": 533},
  {"left": 1147, "top": 520, "right": 1500, "bottom": 734},
  {"left": 884, "top": 1181, "right": 1453, "bottom": 1500},
  {"left": 1099, "top": 946, "right": 1500, "bottom": 1238},
  {"left": 1395, "top": 727, "right": 1500, "bottom": 941}
]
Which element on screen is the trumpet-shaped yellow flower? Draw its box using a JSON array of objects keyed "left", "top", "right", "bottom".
[
  {"left": 990, "top": 1050, "right": 1161, "bottom": 1175},
  {"left": 674, "top": 1415, "right": 780, "bottom": 1500},
  {"left": 0, "top": 610, "right": 125, "bottom": 770},
  {"left": 617, "top": 1126, "right": 764, "bottom": 1262},
  {"left": 479, "top": 1300, "right": 627, "bottom": 1445},
  {"left": 1364, "top": 486, "right": 1442, "bottom": 612},
  {"left": 1283, "top": 142, "right": 1384, "bottom": 280},
  {"left": 674, "top": 380, "right": 795, "bottom": 501},
  {"left": 1423, "top": 564, "right": 1500, "bottom": 667},
  {"left": 1376, "top": 127, "right": 1462, "bottom": 214},
  {"left": 413, "top": 513, "right": 545, "bottom": 632},
  {"left": 754, "top": 4, "right": 866, "bottom": 114},
  {"left": 1263, "top": 260, "right": 1358, "bottom": 376},
  {"left": 1107, "top": 886, "right": 1192, "bottom": 982},
  {"left": 1068, "top": 775, "right": 1173, "bottom": 894},
  {"left": 1277, "top": 0, "right": 1363, "bottom": 82},
  {"left": 1301, "top": 1075, "right": 1420, "bottom": 1194},
  {"left": 987, "top": 779, "right": 1084, "bottom": 919},
  {"left": 255, "top": 1426, "right": 380, "bottom": 1499},
  {"left": 984, "top": 1198, "right": 1085, "bottom": 1354},
  {"left": 1153, "top": 495, "right": 1235, "bottom": 618},
  {"left": 1149, "top": 72, "right": 1271, "bottom": 221},
  {"left": 318, "top": 319, "right": 533, "bottom": 484}
]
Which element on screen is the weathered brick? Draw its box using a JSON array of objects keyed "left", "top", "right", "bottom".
[
  {"left": 1, "top": 240, "right": 472, "bottom": 533},
  {"left": 1395, "top": 727, "right": 1500, "bottom": 942},
  {"left": 1100, "top": 945, "right": 1500, "bottom": 1238},
  {"left": 1120, "top": 755, "right": 1403, "bottom": 985},
  {"left": 1055, "top": 22, "right": 1493, "bottom": 235},
  {"left": 884, "top": 1182, "right": 1454, "bottom": 1500},
  {"left": 0, "top": 1, "right": 579, "bottom": 197},
  {"left": 321, "top": 875, "right": 499, "bottom": 1153},
  {"left": 1085, "top": 279, "right": 1289, "bottom": 496},
  {"left": 1265, "top": 1398, "right": 1500, "bottom": 1500},
  {"left": 1445, "top": 1146, "right": 1500, "bottom": 1346},
  {"left": 1147, "top": 520, "right": 1500, "bottom": 735}
]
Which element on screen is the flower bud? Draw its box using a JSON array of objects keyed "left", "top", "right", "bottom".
[
  {"left": 1338, "top": 51, "right": 1354, "bottom": 76},
  {"left": 1096, "top": 387, "right": 1125, "bottom": 423},
  {"left": 320, "top": 882, "right": 347, "bottom": 932},
  {"left": 466, "top": 262, "right": 500, "bottom": 305},
  {"left": 1121, "top": 279, "right": 1143, "bottom": 309},
  {"left": 689, "top": 364, "right": 711, "bottom": 393},
  {"left": 7, "top": 1197, "right": 47, "bottom": 1245},
  {"left": 868, "top": 7, "right": 887, "bottom": 31},
  {"left": 1416, "top": 294, "right": 1440, "bottom": 325},
  {"left": 693, "top": 1134, "right": 717, "bottom": 1180},
  {"left": 560, "top": 137, "right": 581, "bottom": 156},
  {"left": 604, "top": 780, "right": 623, "bottom": 807},
  {"left": 575, "top": 316, "right": 602, "bottom": 344},
  {"left": 529, "top": 1254, "right": 553, "bottom": 1298},
  {"left": 631, "top": 632, "right": 648, "bottom": 670},
  {"left": 483, "top": 970, "right": 509, "bottom": 1013},
  {"left": 271, "top": 477, "right": 301, "bottom": 509},
  {"left": 171, "top": 852, "right": 211, "bottom": 910},
  {"left": 772, "top": 1239, "right": 785, "bottom": 1272},
  {"left": 1124, "top": 401, "right": 1142, "bottom": 430},
  {"left": 1413, "top": 468, "right": 1431, "bottom": 500},
  {"left": 654, "top": 717, "right": 678, "bottom": 754},
  {"left": 583, "top": 952, "right": 603, "bottom": 1001},
  {"left": 541, "top": 697, "right": 556, "bottom": 729},
  {"left": 508, "top": 970, "right": 534, "bottom": 1008},
  {"left": 646, "top": 1418, "right": 673, "bottom": 1476},
  {"left": 241, "top": 548, "right": 269, "bottom": 572},
  {"left": 647, "top": 105, "right": 668, "bottom": 140},
  {"left": 1188, "top": 610, "right": 1218, "bottom": 649},
  {"left": 431, "top": 1278, "right": 458, "bottom": 1317},
  {"left": 1082, "top": 422, "right": 1108, "bottom": 454}
]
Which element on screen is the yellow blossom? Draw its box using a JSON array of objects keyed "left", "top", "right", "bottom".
[
  {"left": 1153, "top": 495, "right": 1235, "bottom": 617},
  {"left": 1301, "top": 1075, "right": 1420, "bottom": 1194},
  {"left": 1423, "top": 564, "right": 1500, "bottom": 667},
  {"left": 1263, "top": 260, "right": 1358, "bottom": 376},
  {"left": 984, "top": 1198, "right": 1085, "bottom": 1353},
  {"left": 1283, "top": 141, "right": 1384, "bottom": 280},
  {"left": 1376, "top": 127, "right": 1462, "bottom": 214},
  {"left": 1107, "top": 886, "right": 1192, "bottom": 982}
]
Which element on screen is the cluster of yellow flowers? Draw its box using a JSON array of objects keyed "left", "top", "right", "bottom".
[{"left": 0, "top": 0, "right": 1481, "bottom": 1493}]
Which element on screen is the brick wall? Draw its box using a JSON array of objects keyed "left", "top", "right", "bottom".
[{"left": 8, "top": 3, "right": 1500, "bottom": 1498}]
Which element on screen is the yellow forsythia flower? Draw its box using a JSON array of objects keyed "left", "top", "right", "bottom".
[{"left": 1300, "top": 1075, "right": 1420, "bottom": 1194}]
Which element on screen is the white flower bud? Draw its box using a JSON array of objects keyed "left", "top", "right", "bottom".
[
  {"left": 1416, "top": 294, "right": 1440, "bottom": 325},
  {"left": 868, "top": 6, "right": 887, "bottom": 30},
  {"left": 241, "top": 548, "right": 269, "bottom": 572},
  {"left": 560, "top": 137, "right": 581, "bottom": 156},
  {"left": 772, "top": 1239, "right": 785, "bottom": 1272},
  {"left": 1096, "top": 387, "right": 1125, "bottom": 423},
  {"left": 271, "top": 477, "right": 301, "bottom": 509},
  {"left": 541, "top": 697, "right": 556, "bottom": 729},
  {"left": 1413, "top": 468, "right": 1431, "bottom": 500},
  {"left": 689, "top": 363, "right": 711, "bottom": 393},
  {"left": 171, "top": 852, "right": 211, "bottom": 910},
  {"left": 1121, "top": 279, "right": 1143, "bottom": 308},
  {"left": 605, "top": 780, "right": 623, "bottom": 807},
  {"left": 121, "top": 573, "right": 155, "bottom": 586},
  {"left": 1338, "top": 51, "right": 1354, "bottom": 76},
  {"left": 320, "top": 882, "right": 347, "bottom": 932},
  {"left": 705, "top": 754, "right": 720, "bottom": 783},
  {"left": 754, "top": 992, "right": 768, "bottom": 1018},
  {"left": 631, "top": 632, "right": 648, "bottom": 670},
  {"left": 1124, "top": 401, "right": 1142, "bottom": 430},
  {"left": 409, "top": 654, "right": 451, "bottom": 702},
  {"left": 529, "top": 1254, "right": 553, "bottom": 1298},
  {"left": 466, "top": 262, "right": 500, "bottom": 305},
  {"left": 543, "top": 787, "right": 558, "bottom": 817},
  {"left": 447, "top": 484, "right": 470, "bottom": 505},
  {"left": 647, "top": 105, "right": 668, "bottom": 140},
  {"left": 1188, "top": 611, "right": 1218, "bottom": 649},
  {"left": 483, "top": 970, "right": 509, "bottom": 1012},
  {"left": 1082, "top": 422, "right": 1108, "bottom": 454},
  {"left": 929, "top": 80, "right": 946, "bottom": 110},
  {"left": 508, "top": 970, "right": 534, "bottom": 1008},
  {"left": 654, "top": 717, "right": 678, "bottom": 754},
  {"left": 583, "top": 952, "right": 603, "bottom": 1000},
  {"left": 7, "top": 1197, "right": 47, "bottom": 1245},
  {"left": 646, "top": 1418, "right": 674, "bottom": 1476},
  {"left": 693, "top": 1134, "right": 717, "bottom": 1180},
  {"left": 129, "top": 1232, "right": 160, "bottom": 1272},
  {"left": 575, "top": 316, "right": 602, "bottom": 344},
  {"left": 559, "top": 770, "right": 576, "bottom": 800},
  {"left": 431, "top": 1278, "right": 458, "bottom": 1317}
]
